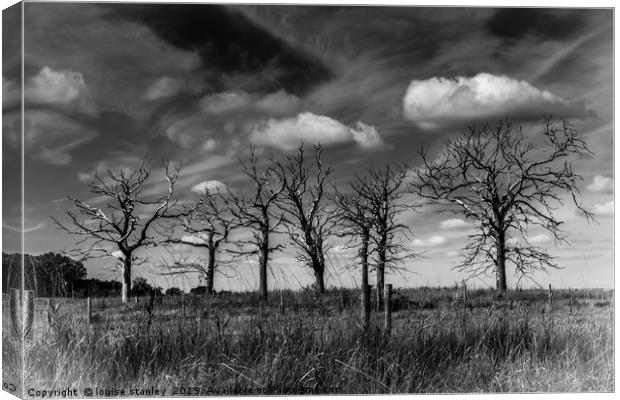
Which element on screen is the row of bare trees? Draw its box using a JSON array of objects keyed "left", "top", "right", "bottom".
[{"left": 55, "top": 118, "right": 592, "bottom": 304}]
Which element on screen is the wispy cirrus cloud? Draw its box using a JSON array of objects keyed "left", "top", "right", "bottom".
[
  {"left": 3, "top": 222, "right": 47, "bottom": 233},
  {"left": 3, "top": 110, "right": 99, "bottom": 166},
  {"left": 157, "top": 90, "right": 303, "bottom": 150},
  {"left": 199, "top": 90, "right": 302, "bottom": 116},
  {"left": 142, "top": 76, "right": 203, "bottom": 101},
  {"left": 77, "top": 151, "right": 145, "bottom": 183}
]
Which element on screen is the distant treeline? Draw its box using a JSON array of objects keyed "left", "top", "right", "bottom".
[
  {"left": 1, "top": 252, "right": 190, "bottom": 298},
  {"left": 2, "top": 252, "right": 121, "bottom": 298}
]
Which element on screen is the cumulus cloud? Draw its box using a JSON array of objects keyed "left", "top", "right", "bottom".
[
  {"left": 439, "top": 218, "right": 472, "bottom": 230},
  {"left": 250, "top": 112, "right": 386, "bottom": 150},
  {"left": 25, "top": 66, "right": 98, "bottom": 115},
  {"left": 527, "top": 234, "right": 552, "bottom": 245},
  {"left": 593, "top": 201, "right": 613, "bottom": 216},
  {"left": 403, "top": 72, "right": 589, "bottom": 129},
  {"left": 413, "top": 235, "right": 447, "bottom": 247},
  {"left": 190, "top": 180, "right": 227, "bottom": 194},
  {"left": 587, "top": 175, "right": 613, "bottom": 193}
]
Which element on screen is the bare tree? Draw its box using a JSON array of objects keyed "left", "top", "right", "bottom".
[
  {"left": 352, "top": 165, "right": 412, "bottom": 310},
  {"left": 224, "top": 147, "right": 285, "bottom": 301},
  {"left": 333, "top": 190, "right": 374, "bottom": 329},
  {"left": 413, "top": 118, "right": 593, "bottom": 293},
  {"left": 53, "top": 162, "right": 180, "bottom": 303},
  {"left": 272, "top": 143, "right": 334, "bottom": 294},
  {"left": 160, "top": 192, "right": 239, "bottom": 295}
]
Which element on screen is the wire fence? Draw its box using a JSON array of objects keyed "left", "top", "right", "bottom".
[{"left": 2, "top": 285, "right": 613, "bottom": 343}]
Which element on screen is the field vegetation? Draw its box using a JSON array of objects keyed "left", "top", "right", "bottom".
[{"left": 3, "top": 287, "right": 613, "bottom": 395}]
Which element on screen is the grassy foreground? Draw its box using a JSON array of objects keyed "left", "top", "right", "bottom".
[{"left": 5, "top": 288, "right": 614, "bottom": 395}]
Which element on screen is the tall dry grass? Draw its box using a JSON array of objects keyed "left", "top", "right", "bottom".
[{"left": 7, "top": 288, "right": 614, "bottom": 395}]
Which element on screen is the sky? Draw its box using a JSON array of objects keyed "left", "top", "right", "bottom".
[{"left": 1, "top": 4, "right": 614, "bottom": 292}]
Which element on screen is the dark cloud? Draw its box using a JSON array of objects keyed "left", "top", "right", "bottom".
[
  {"left": 2, "top": 3, "right": 22, "bottom": 80},
  {"left": 486, "top": 8, "right": 587, "bottom": 41},
  {"left": 104, "top": 4, "right": 332, "bottom": 95}
]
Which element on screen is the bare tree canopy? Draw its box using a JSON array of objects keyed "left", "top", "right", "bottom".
[
  {"left": 223, "top": 146, "right": 285, "bottom": 300},
  {"left": 413, "top": 118, "right": 593, "bottom": 293},
  {"left": 349, "top": 165, "right": 413, "bottom": 309},
  {"left": 53, "top": 162, "right": 180, "bottom": 303},
  {"left": 159, "top": 190, "right": 240, "bottom": 295},
  {"left": 272, "top": 143, "right": 334, "bottom": 293}
]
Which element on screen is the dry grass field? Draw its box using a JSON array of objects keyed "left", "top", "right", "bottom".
[{"left": 3, "top": 287, "right": 614, "bottom": 396}]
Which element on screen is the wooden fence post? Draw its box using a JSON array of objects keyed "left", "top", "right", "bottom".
[
  {"left": 24, "top": 290, "right": 34, "bottom": 341},
  {"left": 10, "top": 288, "right": 21, "bottom": 338},
  {"left": 46, "top": 298, "right": 52, "bottom": 325},
  {"left": 462, "top": 282, "right": 468, "bottom": 302},
  {"left": 384, "top": 284, "right": 392, "bottom": 336},
  {"left": 86, "top": 296, "right": 92, "bottom": 325},
  {"left": 279, "top": 290, "right": 285, "bottom": 315},
  {"left": 181, "top": 293, "right": 185, "bottom": 318},
  {"left": 339, "top": 290, "right": 345, "bottom": 312},
  {"left": 569, "top": 287, "right": 573, "bottom": 314},
  {"left": 548, "top": 284, "right": 553, "bottom": 311}
]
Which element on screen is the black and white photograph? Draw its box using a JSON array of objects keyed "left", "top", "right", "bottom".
[{"left": 1, "top": 2, "right": 614, "bottom": 397}]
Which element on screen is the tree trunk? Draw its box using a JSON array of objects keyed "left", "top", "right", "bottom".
[
  {"left": 259, "top": 230, "right": 269, "bottom": 301},
  {"left": 206, "top": 245, "right": 216, "bottom": 295},
  {"left": 121, "top": 257, "right": 131, "bottom": 304},
  {"left": 305, "top": 230, "right": 326, "bottom": 294},
  {"left": 376, "top": 247, "right": 386, "bottom": 311},
  {"left": 259, "top": 252, "right": 268, "bottom": 301},
  {"left": 313, "top": 266, "right": 325, "bottom": 293},
  {"left": 361, "top": 231, "right": 371, "bottom": 330},
  {"left": 311, "top": 246, "right": 326, "bottom": 294},
  {"left": 496, "top": 232, "right": 507, "bottom": 294}
]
